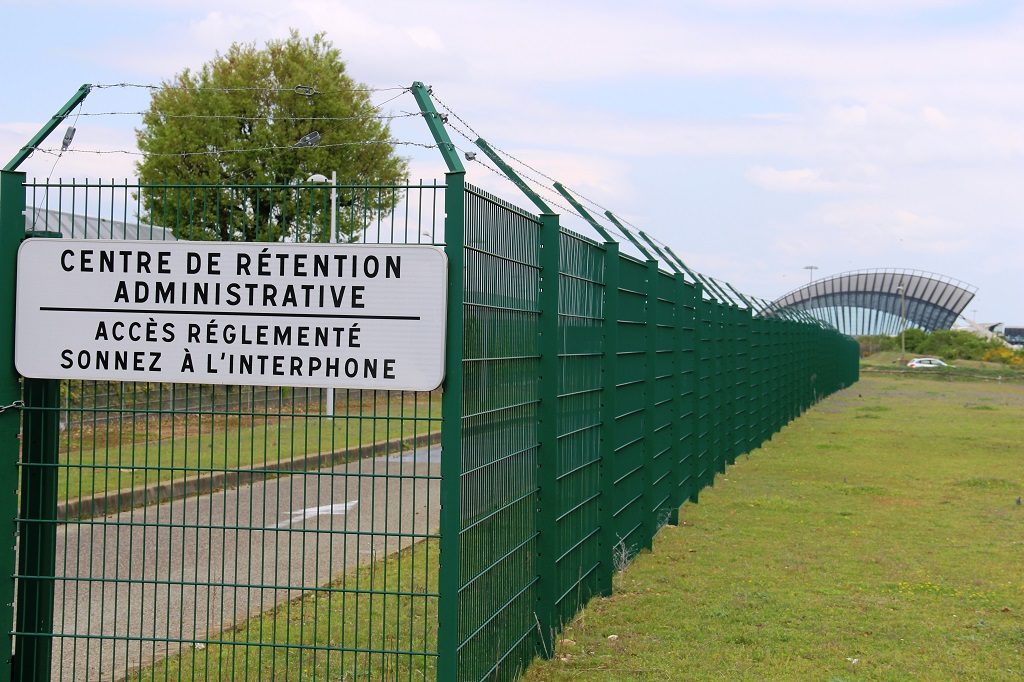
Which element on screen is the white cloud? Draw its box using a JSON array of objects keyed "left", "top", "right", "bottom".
[
  {"left": 699, "top": 0, "right": 968, "bottom": 13},
  {"left": 747, "top": 166, "right": 850, "bottom": 193},
  {"left": 5, "top": 0, "right": 1024, "bottom": 319},
  {"left": 404, "top": 26, "right": 445, "bottom": 52},
  {"left": 812, "top": 202, "right": 969, "bottom": 257},
  {"left": 921, "top": 106, "right": 951, "bottom": 129},
  {"left": 0, "top": 122, "right": 138, "bottom": 180}
]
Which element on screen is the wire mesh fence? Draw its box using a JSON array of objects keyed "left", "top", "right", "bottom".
[
  {"left": 59, "top": 381, "right": 328, "bottom": 433},
  {"left": 442, "top": 181, "right": 859, "bottom": 681},
  {"left": 1, "top": 172, "right": 859, "bottom": 682},
  {"left": 5, "top": 177, "right": 445, "bottom": 681}
]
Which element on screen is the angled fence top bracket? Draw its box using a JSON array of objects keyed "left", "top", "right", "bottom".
[{"left": 410, "top": 81, "right": 465, "bottom": 174}]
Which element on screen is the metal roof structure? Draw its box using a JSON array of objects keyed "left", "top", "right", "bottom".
[
  {"left": 24, "top": 207, "right": 177, "bottom": 241},
  {"left": 765, "top": 268, "right": 977, "bottom": 336}
]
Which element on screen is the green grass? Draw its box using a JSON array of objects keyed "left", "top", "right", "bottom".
[
  {"left": 129, "top": 539, "right": 439, "bottom": 682},
  {"left": 523, "top": 373, "right": 1024, "bottom": 681},
  {"left": 59, "top": 392, "right": 440, "bottom": 502},
  {"left": 861, "top": 351, "right": 1024, "bottom": 384}
]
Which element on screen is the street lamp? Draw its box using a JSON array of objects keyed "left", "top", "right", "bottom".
[
  {"left": 307, "top": 171, "right": 338, "bottom": 418},
  {"left": 803, "top": 265, "right": 818, "bottom": 284},
  {"left": 307, "top": 171, "right": 337, "bottom": 245}
]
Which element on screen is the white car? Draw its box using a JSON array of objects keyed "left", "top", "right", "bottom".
[{"left": 906, "top": 357, "right": 949, "bottom": 368}]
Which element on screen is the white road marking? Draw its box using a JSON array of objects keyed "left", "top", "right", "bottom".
[{"left": 273, "top": 501, "right": 358, "bottom": 528}]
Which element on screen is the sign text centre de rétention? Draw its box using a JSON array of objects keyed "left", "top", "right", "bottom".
[{"left": 16, "top": 240, "right": 447, "bottom": 391}]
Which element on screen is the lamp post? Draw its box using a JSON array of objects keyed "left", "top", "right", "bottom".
[
  {"left": 897, "top": 283, "right": 906, "bottom": 363},
  {"left": 307, "top": 171, "right": 338, "bottom": 244},
  {"left": 307, "top": 171, "right": 337, "bottom": 418},
  {"left": 803, "top": 265, "right": 818, "bottom": 284}
]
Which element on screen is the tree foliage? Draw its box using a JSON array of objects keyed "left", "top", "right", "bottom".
[
  {"left": 859, "top": 329, "right": 1010, "bottom": 360},
  {"left": 136, "top": 31, "right": 407, "bottom": 242}
]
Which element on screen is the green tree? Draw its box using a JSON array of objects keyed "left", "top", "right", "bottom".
[{"left": 135, "top": 31, "right": 407, "bottom": 242}]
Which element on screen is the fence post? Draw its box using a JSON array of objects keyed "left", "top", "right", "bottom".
[
  {"left": 735, "top": 306, "right": 750, "bottom": 459},
  {"left": 437, "top": 170, "right": 465, "bottom": 681},
  {"left": 668, "top": 273, "right": 689, "bottom": 524},
  {"left": 692, "top": 284, "right": 710, "bottom": 499},
  {"left": 745, "top": 310, "right": 757, "bottom": 451},
  {"left": 771, "top": 319, "right": 782, "bottom": 434},
  {"left": 751, "top": 315, "right": 765, "bottom": 447},
  {"left": 726, "top": 305, "right": 739, "bottom": 465},
  {"left": 685, "top": 281, "right": 702, "bottom": 504},
  {"left": 535, "top": 212, "right": 561, "bottom": 657},
  {"left": 641, "top": 259, "right": 659, "bottom": 549},
  {"left": 597, "top": 241, "right": 620, "bottom": 597},
  {"left": 712, "top": 302, "right": 726, "bottom": 476},
  {"left": 15, "top": 378, "right": 59, "bottom": 682},
  {"left": 14, "top": 228, "right": 62, "bottom": 682},
  {"left": 785, "top": 320, "right": 795, "bottom": 423},
  {"left": 0, "top": 170, "right": 26, "bottom": 682}
]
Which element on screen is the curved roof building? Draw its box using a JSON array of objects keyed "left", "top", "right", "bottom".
[{"left": 766, "top": 268, "right": 976, "bottom": 336}]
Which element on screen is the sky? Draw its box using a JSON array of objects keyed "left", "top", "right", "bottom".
[{"left": 2, "top": 0, "right": 1022, "bottom": 323}]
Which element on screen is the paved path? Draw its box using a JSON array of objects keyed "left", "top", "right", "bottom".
[{"left": 51, "top": 447, "right": 441, "bottom": 681}]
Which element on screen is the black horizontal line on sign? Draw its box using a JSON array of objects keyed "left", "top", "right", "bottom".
[{"left": 38, "top": 307, "right": 421, "bottom": 321}]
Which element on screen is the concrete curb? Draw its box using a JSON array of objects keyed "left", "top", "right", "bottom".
[{"left": 57, "top": 429, "right": 442, "bottom": 522}]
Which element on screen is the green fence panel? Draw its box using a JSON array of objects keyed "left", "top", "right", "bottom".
[
  {"left": 454, "top": 185, "right": 541, "bottom": 681},
  {"left": 611, "top": 256, "right": 650, "bottom": 559},
  {"left": 0, "top": 170, "right": 25, "bottom": 682},
  {"left": 10, "top": 178, "right": 445, "bottom": 682},
  {"left": 649, "top": 270, "right": 679, "bottom": 530},
  {"left": 694, "top": 287, "right": 713, "bottom": 497},
  {"left": 596, "top": 241, "right": 619, "bottom": 597},
  {"left": 2, "top": 173, "right": 861, "bottom": 682},
  {"left": 552, "top": 229, "right": 604, "bottom": 629},
  {"left": 677, "top": 279, "right": 700, "bottom": 506}
]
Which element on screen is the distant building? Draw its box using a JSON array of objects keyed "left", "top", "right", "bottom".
[
  {"left": 765, "top": 268, "right": 976, "bottom": 336},
  {"left": 24, "top": 207, "right": 177, "bottom": 241}
]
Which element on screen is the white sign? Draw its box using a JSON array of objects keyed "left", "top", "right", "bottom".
[{"left": 15, "top": 240, "right": 448, "bottom": 391}]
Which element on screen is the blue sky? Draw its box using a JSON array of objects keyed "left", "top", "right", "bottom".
[{"left": 2, "top": 0, "right": 1022, "bottom": 323}]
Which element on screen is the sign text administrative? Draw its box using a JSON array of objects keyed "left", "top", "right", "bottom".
[{"left": 15, "top": 240, "right": 447, "bottom": 391}]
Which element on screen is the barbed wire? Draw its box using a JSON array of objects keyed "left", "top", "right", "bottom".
[
  {"left": 71, "top": 110, "right": 423, "bottom": 122},
  {"left": 427, "top": 89, "right": 483, "bottom": 141},
  {"left": 438, "top": 108, "right": 567, "bottom": 198},
  {"left": 453, "top": 140, "right": 639, "bottom": 244},
  {"left": 35, "top": 83, "right": 420, "bottom": 160},
  {"left": 429, "top": 87, "right": 655, "bottom": 242},
  {"left": 371, "top": 88, "right": 412, "bottom": 109},
  {"left": 442, "top": 126, "right": 610, "bottom": 232},
  {"left": 428, "top": 87, "right": 758, "bottom": 301},
  {"left": 46, "top": 100, "right": 85, "bottom": 181},
  {"left": 429, "top": 87, "right": 651, "bottom": 233},
  {"left": 28, "top": 139, "right": 436, "bottom": 159},
  {"left": 452, "top": 142, "right": 590, "bottom": 225},
  {"left": 90, "top": 82, "right": 410, "bottom": 95},
  {"left": 57, "top": 81, "right": 753, "bottom": 300},
  {"left": 438, "top": 113, "right": 610, "bottom": 228}
]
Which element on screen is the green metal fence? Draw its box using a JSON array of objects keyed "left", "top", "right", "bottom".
[
  {"left": 1, "top": 170, "right": 858, "bottom": 682},
  {"left": 439, "top": 179, "right": 860, "bottom": 681},
  {"left": 1, "top": 174, "right": 445, "bottom": 681}
]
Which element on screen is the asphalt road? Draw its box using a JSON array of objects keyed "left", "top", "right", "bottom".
[{"left": 50, "top": 446, "right": 441, "bottom": 681}]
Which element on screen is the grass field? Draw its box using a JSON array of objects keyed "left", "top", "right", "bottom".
[
  {"left": 58, "top": 391, "right": 440, "bottom": 502},
  {"left": 524, "top": 370, "right": 1024, "bottom": 680},
  {"left": 861, "top": 351, "right": 1024, "bottom": 384},
  {"left": 130, "top": 539, "right": 439, "bottom": 682}
]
